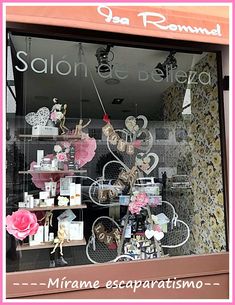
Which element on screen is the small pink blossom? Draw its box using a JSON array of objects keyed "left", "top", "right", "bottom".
[
  {"left": 133, "top": 140, "right": 141, "bottom": 148},
  {"left": 54, "top": 145, "right": 62, "bottom": 153},
  {"left": 6, "top": 210, "right": 39, "bottom": 240},
  {"left": 56, "top": 152, "right": 68, "bottom": 162}
]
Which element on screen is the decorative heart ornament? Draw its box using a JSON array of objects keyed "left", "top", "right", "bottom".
[
  {"left": 135, "top": 153, "right": 159, "bottom": 175},
  {"left": 86, "top": 216, "right": 121, "bottom": 264},
  {"left": 133, "top": 129, "right": 153, "bottom": 153},
  {"left": 154, "top": 231, "right": 164, "bottom": 241},
  {"left": 25, "top": 107, "right": 50, "bottom": 126},
  {"left": 125, "top": 115, "right": 148, "bottom": 134},
  {"left": 145, "top": 229, "right": 155, "bottom": 239}
]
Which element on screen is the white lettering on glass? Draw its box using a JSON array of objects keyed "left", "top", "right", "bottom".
[{"left": 15, "top": 51, "right": 28, "bottom": 72}]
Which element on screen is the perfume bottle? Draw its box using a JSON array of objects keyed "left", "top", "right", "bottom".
[{"left": 68, "top": 145, "right": 75, "bottom": 170}]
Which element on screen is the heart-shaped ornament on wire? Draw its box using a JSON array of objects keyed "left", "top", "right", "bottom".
[
  {"left": 86, "top": 216, "right": 121, "bottom": 264},
  {"left": 135, "top": 152, "right": 159, "bottom": 175},
  {"left": 154, "top": 231, "right": 164, "bottom": 241},
  {"left": 125, "top": 115, "right": 148, "bottom": 134},
  {"left": 145, "top": 229, "right": 155, "bottom": 239},
  {"left": 25, "top": 107, "right": 50, "bottom": 126},
  {"left": 133, "top": 129, "right": 153, "bottom": 154}
]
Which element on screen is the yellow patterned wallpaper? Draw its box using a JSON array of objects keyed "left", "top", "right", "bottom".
[{"left": 162, "top": 53, "right": 226, "bottom": 255}]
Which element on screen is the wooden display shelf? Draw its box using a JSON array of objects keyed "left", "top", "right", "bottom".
[
  {"left": 19, "top": 134, "right": 83, "bottom": 139},
  {"left": 17, "top": 238, "right": 86, "bottom": 251},
  {"left": 18, "top": 169, "right": 87, "bottom": 174},
  {"left": 18, "top": 204, "right": 87, "bottom": 211}
]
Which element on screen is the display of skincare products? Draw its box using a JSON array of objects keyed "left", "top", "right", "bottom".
[
  {"left": 39, "top": 191, "right": 50, "bottom": 200},
  {"left": 45, "top": 198, "right": 54, "bottom": 207}
]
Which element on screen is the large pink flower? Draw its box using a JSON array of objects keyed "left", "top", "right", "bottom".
[
  {"left": 6, "top": 210, "right": 39, "bottom": 240},
  {"left": 73, "top": 137, "right": 97, "bottom": 167},
  {"left": 128, "top": 193, "right": 149, "bottom": 215}
]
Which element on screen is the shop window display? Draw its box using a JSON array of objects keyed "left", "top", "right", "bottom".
[{"left": 6, "top": 35, "right": 227, "bottom": 272}]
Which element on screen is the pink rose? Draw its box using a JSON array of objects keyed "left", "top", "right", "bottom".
[
  {"left": 128, "top": 193, "right": 149, "bottom": 214},
  {"left": 135, "top": 193, "right": 149, "bottom": 206},
  {"left": 6, "top": 210, "right": 39, "bottom": 240},
  {"left": 128, "top": 201, "right": 142, "bottom": 214},
  {"left": 56, "top": 152, "right": 68, "bottom": 162}
]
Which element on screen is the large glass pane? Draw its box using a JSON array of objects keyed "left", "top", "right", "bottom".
[{"left": 6, "top": 34, "right": 226, "bottom": 272}]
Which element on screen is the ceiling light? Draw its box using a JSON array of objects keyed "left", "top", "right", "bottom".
[
  {"left": 95, "top": 45, "right": 114, "bottom": 74},
  {"left": 112, "top": 98, "right": 124, "bottom": 105},
  {"left": 155, "top": 51, "right": 178, "bottom": 79}
]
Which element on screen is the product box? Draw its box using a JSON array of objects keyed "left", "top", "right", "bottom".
[
  {"left": 37, "top": 150, "right": 44, "bottom": 166},
  {"left": 39, "top": 191, "right": 50, "bottom": 200},
  {"left": 74, "top": 184, "right": 81, "bottom": 206},
  {"left": 70, "top": 183, "right": 76, "bottom": 206},
  {"left": 44, "top": 225, "right": 49, "bottom": 242},
  {"left": 149, "top": 195, "right": 162, "bottom": 206},
  {"left": 145, "top": 185, "right": 160, "bottom": 196},
  {"left": 60, "top": 177, "right": 73, "bottom": 196},
  {"left": 45, "top": 198, "right": 54, "bottom": 207},
  {"left": 69, "top": 221, "right": 84, "bottom": 240},
  {"left": 29, "top": 226, "right": 44, "bottom": 246},
  {"left": 32, "top": 125, "right": 58, "bottom": 136},
  {"left": 119, "top": 195, "right": 130, "bottom": 206},
  {"left": 18, "top": 202, "right": 28, "bottom": 208}
]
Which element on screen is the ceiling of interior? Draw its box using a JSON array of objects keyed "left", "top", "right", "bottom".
[{"left": 11, "top": 35, "right": 206, "bottom": 120}]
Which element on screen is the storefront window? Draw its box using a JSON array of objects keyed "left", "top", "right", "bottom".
[{"left": 6, "top": 34, "right": 227, "bottom": 272}]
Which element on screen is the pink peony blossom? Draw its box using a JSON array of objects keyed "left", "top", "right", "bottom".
[
  {"left": 73, "top": 137, "right": 97, "bottom": 167},
  {"left": 135, "top": 193, "right": 149, "bottom": 206},
  {"left": 56, "top": 152, "right": 68, "bottom": 162},
  {"left": 128, "top": 201, "right": 142, "bottom": 214},
  {"left": 6, "top": 210, "right": 39, "bottom": 240},
  {"left": 128, "top": 192, "right": 149, "bottom": 214}
]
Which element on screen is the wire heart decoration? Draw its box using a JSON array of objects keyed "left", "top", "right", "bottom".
[{"left": 86, "top": 216, "right": 121, "bottom": 264}]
